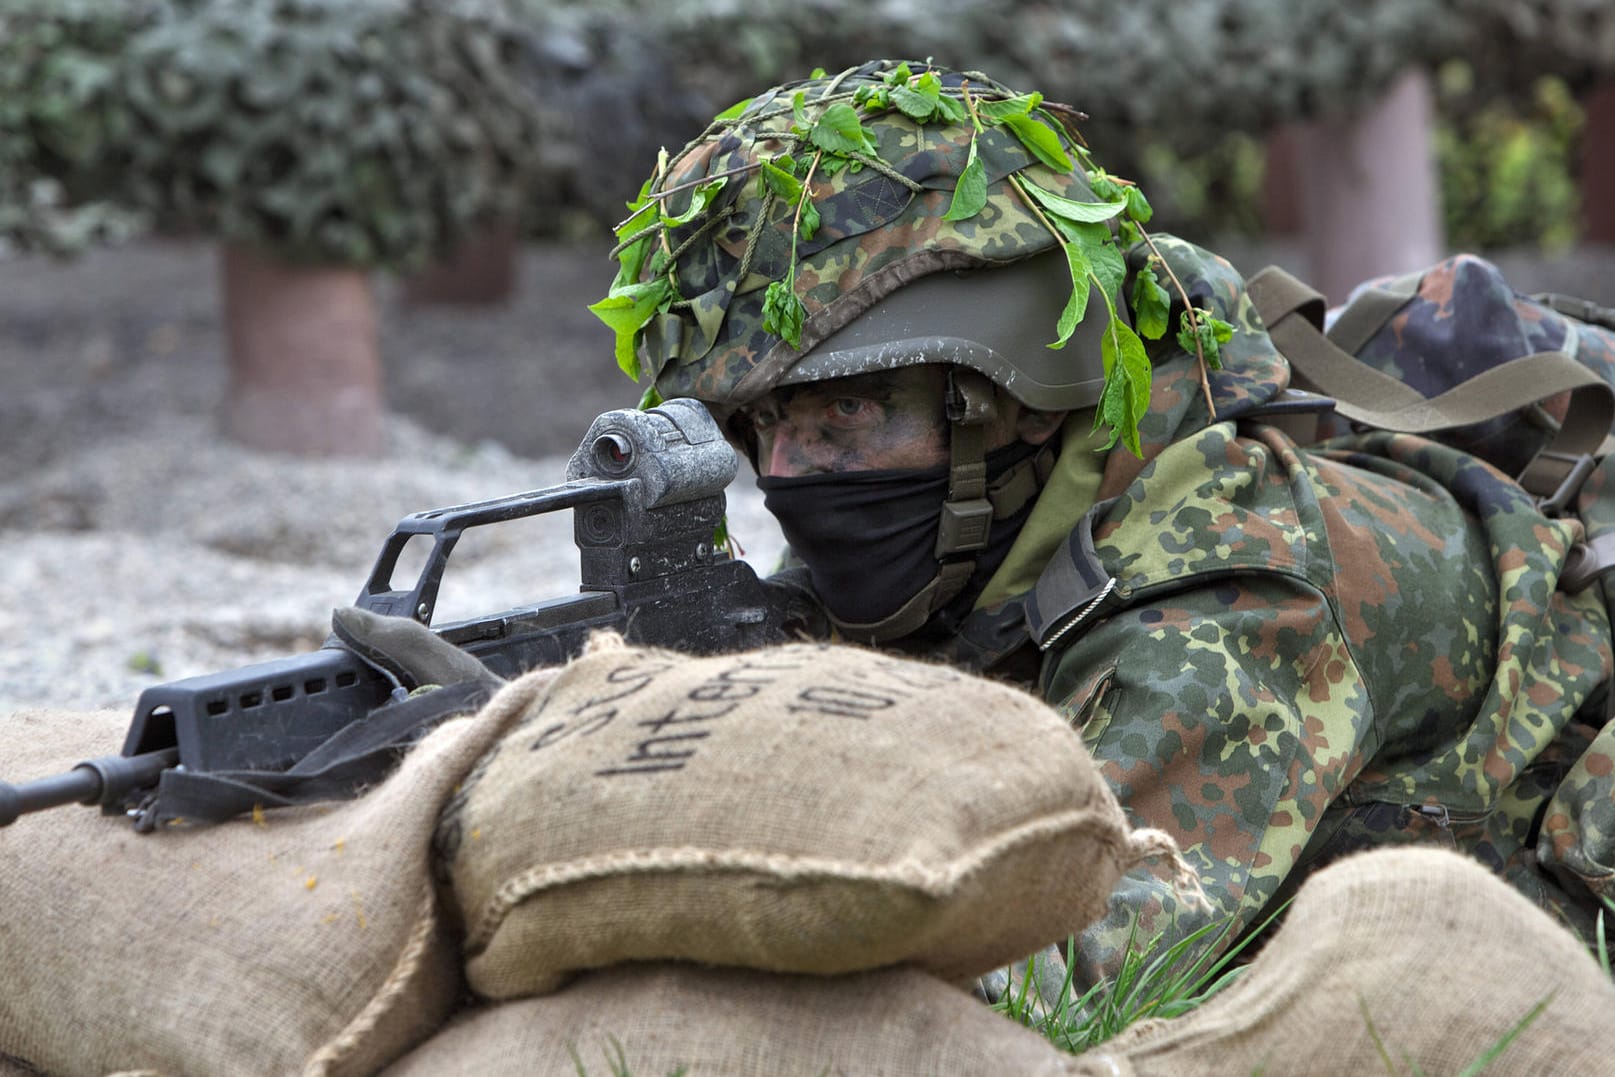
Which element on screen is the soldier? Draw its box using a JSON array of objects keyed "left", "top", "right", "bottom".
[{"left": 591, "top": 59, "right": 1615, "bottom": 991}]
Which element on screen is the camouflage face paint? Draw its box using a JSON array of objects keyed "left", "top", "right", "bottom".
[{"left": 740, "top": 366, "right": 950, "bottom": 477}]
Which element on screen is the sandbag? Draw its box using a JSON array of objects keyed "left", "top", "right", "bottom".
[
  {"left": 380, "top": 962, "right": 1077, "bottom": 1076},
  {"left": 1070, "top": 846, "right": 1615, "bottom": 1076},
  {"left": 438, "top": 633, "right": 1189, "bottom": 999},
  {"left": 0, "top": 670, "right": 553, "bottom": 1077}
]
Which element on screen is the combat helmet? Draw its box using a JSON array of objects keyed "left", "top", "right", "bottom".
[{"left": 592, "top": 60, "right": 1167, "bottom": 641}]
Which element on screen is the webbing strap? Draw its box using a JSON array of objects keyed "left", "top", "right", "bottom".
[
  {"left": 830, "top": 560, "right": 976, "bottom": 644},
  {"left": 1248, "top": 265, "right": 1615, "bottom": 503},
  {"left": 938, "top": 368, "right": 994, "bottom": 559},
  {"left": 1320, "top": 269, "right": 1422, "bottom": 357},
  {"left": 135, "top": 680, "right": 492, "bottom": 828},
  {"left": 833, "top": 371, "right": 1061, "bottom": 645},
  {"left": 832, "top": 370, "right": 996, "bottom": 644}
]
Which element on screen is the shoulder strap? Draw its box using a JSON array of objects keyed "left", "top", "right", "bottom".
[
  {"left": 132, "top": 680, "right": 492, "bottom": 829},
  {"left": 1247, "top": 265, "right": 1615, "bottom": 508},
  {"left": 1320, "top": 268, "right": 1422, "bottom": 357}
]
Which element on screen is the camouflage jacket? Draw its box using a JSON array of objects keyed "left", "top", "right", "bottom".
[{"left": 940, "top": 236, "right": 1615, "bottom": 986}]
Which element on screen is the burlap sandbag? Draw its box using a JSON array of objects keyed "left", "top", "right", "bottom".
[
  {"left": 1069, "top": 846, "right": 1615, "bottom": 1076},
  {"left": 381, "top": 961, "right": 1078, "bottom": 1076},
  {"left": 0, "top": 670, "right": 552, "bottom": 1077},
  {"left": 440, "top": 633, "right": 1192, "bottom": 1000}
]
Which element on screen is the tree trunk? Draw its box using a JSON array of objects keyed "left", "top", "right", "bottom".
[
  {"left": 1291, "top": 68, "right": 1444, "bottom": 306},
  {"left": 1581, "top": 79, "right": 1615, "bottom": 246},
  {"left": 219, "top": 243, "right": 384, "bottom": 456},
  {"left": 1262, "top": 124, "right": 1304, "bottom": 237},
  {"left": 401, "top": 226, "right": 519, "bottom": 306}
]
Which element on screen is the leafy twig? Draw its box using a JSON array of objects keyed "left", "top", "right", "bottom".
[
  {"left": 611, "top": 161, "right": 761, "bottom": 233},
  {"left": 791, "top": 152, "right": 823, "bottom": 236},
  {"left": 1135, "top": 228, "right": 1217, "bottom": 421}
]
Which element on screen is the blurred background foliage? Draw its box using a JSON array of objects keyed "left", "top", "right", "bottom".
[
  {"left": 1434, "top": 63, "right": 1585, "bottom": 253},
  {"left": 0, "top": 0, "right": 542, "bottom": 265},
  {"left": 1126, "top": 62, "right": 1588, "bottom": 253},
  {"left": 0, "top": 0, "right": 1610, "bottom": 263}
]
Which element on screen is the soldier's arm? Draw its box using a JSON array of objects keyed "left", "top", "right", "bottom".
[{"left": 1044, "top": 571, "right": 1374, "bottom": 990}]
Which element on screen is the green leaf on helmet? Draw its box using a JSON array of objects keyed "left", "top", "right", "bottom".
[
  {"left": 1068, "top": 220, "right": 1126, "bottom": 303},
  {"left": 884, "top": 62, "right": 914, "bottom": 85},
  {"left": 855, "top": 84, "right": 888, "bottom": 111},
  {"left": 1096, "top": 319, "right": 1152, "bottom": 456},
  {"left": 1049, "top": 239, "right": 1093, "bottom": 349},
  {"left": 611, "top": 180, "right": 658, "bottom": 257},
  {"left": 589, "top": 277, "right": 673, "bottom": 380},
  {"left": 976, "top": 93, "right": 1042, "bottom": 122},
  {"left": 933, "top": 92, "right": 968, "bottom": 124},
  {"left": 638, "top": 383, "right": 665, "bottom": 409},
  {"left": 613, "top": 234, "right": 650, "bottom": 288},
  {"left": 762, "top": 278, "right": 806, "bottom": 348},
  {"left": 761, "top": 158, "right": 802, "bottom": 203},
  {"left": 714, "top": 96, "right": 753, "bottom": 122},
  {"left": 620, "top": 177, "right": 653, "bottom": 222},
  {"left": 943, "top": 136, "right": 986, "bottom": 221},
  {"left": 1178, "top": 309, "right": 1236, "bottom": 369},
  {"left": 892, "top": 83, "right": 940, "bottom": 122},
  {"left": 1000, "top": 112, "right": 1073, "bottom": 172},
  {"left": 1124, "top": 184, "right": 1154, "bottom": 224},
  {"left": 798, "top": 199, "right": 821, "bottom": 240},
  {"left": 809, "top": 102, "right": 878, "bottom": 157},
  {"left": 1087, "top": 170, "right": 1122, "bottom": 202},
  {"left": 1130, "top": 266, "right": 1172, "bottom": 340},
  {"left": 1023, "top": 180, "right": 1126, "bottom": 224},
  {"left": 660, "top": 177, "right": 726, "bottom": 228}
]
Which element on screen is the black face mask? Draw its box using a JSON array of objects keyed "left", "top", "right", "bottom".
[{"left": 757, "top": 440, "right": 1041, "bottom": 629}]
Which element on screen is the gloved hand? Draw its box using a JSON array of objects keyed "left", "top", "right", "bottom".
[
  {"left": 974, "top": 941, "right": 1076, "bottom": 1020},
  {"left": 330, "top": 605, "right": 504, "bottom": 695}
]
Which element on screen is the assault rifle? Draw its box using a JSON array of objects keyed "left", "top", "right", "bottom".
[{"left": 0, "top": 399, "right": 817, "bottom": 829}]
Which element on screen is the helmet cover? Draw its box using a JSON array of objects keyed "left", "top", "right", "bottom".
[{"left": 591, "top": 59, "right": 1162, "bottom": 439}]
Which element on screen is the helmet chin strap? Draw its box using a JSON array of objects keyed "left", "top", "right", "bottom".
[{"left": 832, "top": 368, "right": 1052, "bottom": 644}]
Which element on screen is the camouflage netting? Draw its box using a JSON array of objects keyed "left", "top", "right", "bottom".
[{"left": 0, "top": 0, "right": 543, "bottom": 266}]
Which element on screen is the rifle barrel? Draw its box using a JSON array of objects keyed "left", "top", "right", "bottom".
[{"left": 0, "top": 748, "right": 180, "bottom": 826}]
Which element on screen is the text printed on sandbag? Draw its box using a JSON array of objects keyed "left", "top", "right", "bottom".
[{"left": 531, "top": 649, "right": 962, "bottom": 778}]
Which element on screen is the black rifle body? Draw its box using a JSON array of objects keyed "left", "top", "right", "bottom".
[{"left": 0, "top": 400, "right": 809, "bottom": 826}]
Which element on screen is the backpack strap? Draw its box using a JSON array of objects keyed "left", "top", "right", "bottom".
[
  {"left": 1247, "top": 266, "right": 1615, "bottom": 511},
  {"left": 1319, "top": 268, "right": 1422, "bottom": 357}
]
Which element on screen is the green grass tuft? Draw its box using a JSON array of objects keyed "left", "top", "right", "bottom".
[{"left": 993, "top": 909, "right": 1272, "bottom": 1055}]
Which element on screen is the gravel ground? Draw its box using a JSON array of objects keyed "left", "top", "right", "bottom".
[
  {"left": 0, "top": 238, "right": 785, "bottom": 716},
  {"left": 4, "top": 233, "right": 1613, "bottom": 719}
]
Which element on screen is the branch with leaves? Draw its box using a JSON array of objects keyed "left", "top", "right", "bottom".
[{"left": 590, "top": 61, "right": 1236, "bottom": 455}]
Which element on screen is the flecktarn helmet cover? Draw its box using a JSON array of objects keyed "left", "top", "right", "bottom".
[{"left": 589, "top": 59, "right": 1237, "bottom": 457}]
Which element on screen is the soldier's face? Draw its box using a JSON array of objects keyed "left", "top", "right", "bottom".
[
  {"left": 742, "top": 367, "right": 951, "bottom": 477},
  {"left": 737, "top": 365, "right": 1060, "bottom": 478}
]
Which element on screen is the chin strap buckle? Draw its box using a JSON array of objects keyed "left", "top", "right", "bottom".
[
  {"left": 936, "top": 498, "right": 993, "bottom": 557},
  {"left": 945, "top": 368, "right": 996, "bottom": 424}
]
